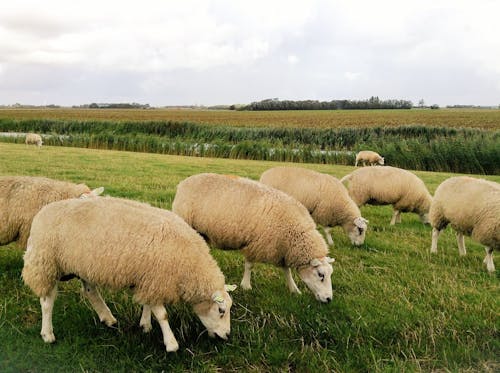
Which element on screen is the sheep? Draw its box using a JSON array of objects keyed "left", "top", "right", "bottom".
[
  {"left": 172, "top": 173, "right": 335, "bottom": 303},
  {"left": 0, "top": 176, "right": 104, "bottom": 249},
  {"left": 355, "top": 150, "right": 384, "bottom": 167},
  {"left": 25, "top": 133, "right": 43, "bottom": 147},
  {"left": 340, "top": 166, "right": 432, "bottom": 225},
  {"left": 260, "top": 166, "right": 368, "bottom": 247},
  {"left": 22, "top": 196, "right": 237, "bottom": 351},
  {"left": 429, "top": 176, "right": 499, "bottom": 272}
]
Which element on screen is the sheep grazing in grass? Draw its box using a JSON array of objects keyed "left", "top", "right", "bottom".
[
  {"left": 172, "top": 173, "right": 335, "bottom": 303},
  {"left": 25, "top": 133, "right": 43, "bottom": 147},
  {"left": 341, "top": 166, "right": 432, "bottom": 225},
  {"left": 260, "top": 166, "right": 368, "bottom": 247},
  {"left": 22, "top": 196, "right": 236, "bottom": 351},
  {"left": 0, "top": 176, "right": 103, "bottom": 249},
  {"left": 355, "top": 150, "right": 384, "bottom": 167},
  {"left": 429, "top": 176, "right": 499, "bottom": 272}
]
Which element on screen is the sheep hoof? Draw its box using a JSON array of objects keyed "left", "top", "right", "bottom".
[
  {"left": 140, "top": 323, "right": 153, "bottom": 333},
  {"left": 41, "top": 332, "right": 56, "bottom": 343},
  {"left": 290, "top": 288, "right": 302, "bottom": 295},
  {"left": 166, "top": 341, "right": 179, "bottom": 352},
  {"left": 240, "top": 282, "right": 252, "bottom": 290},
  {"left": 102, "top": 316, "right": 117, "bottom": 327}
]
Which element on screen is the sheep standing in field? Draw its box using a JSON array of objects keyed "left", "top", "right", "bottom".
[
  {"left": 25, "top": 133, "right": 43, "bottom": 147},
  {"left": 429, "top": 176, "right": 499, "bottom": 272},
  {"left": 260, "top": 166, "right": 368, "bottom": 247},
  {"left": 340, "top": 166, "right": 432, "bottom": 225},
  {"left": 22, "top": 196, "right": 236, "bottom": 351},
  {"left": 0, "top": 176, "right": 103, "bottom": 249},
  {"left": 172, "top": 173, "right": 335, "bottom": 303},
  {"left": 355, "top": 150, "right": 384, "bottom": 167}
]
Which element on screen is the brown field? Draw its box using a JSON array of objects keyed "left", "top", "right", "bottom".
[{"left": 1, "top": 108, "right": 499, "bottom": 129}]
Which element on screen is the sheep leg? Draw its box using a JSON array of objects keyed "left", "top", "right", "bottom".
[
  {"left": 390, "top": 210, "right": 400, "bottom": 225},
  {"left": 40, "top": 285, "right": 58, "bottom": 343},
  {"left": 430, "top": 228, "right": 441, "bottom": 253},
  {"left": 322, "top": 227, "right": 334, "bottom": 246},
  {"left": 81, "top": 281, "right": 117, "bottom": 327},
  {"left": 150, "top": 305, "right": 179, "bottom": 352},
  {"left": 139, "top": 305, "right": 152, "bottom": 333},
  {"left": 396, "top": 211, "right": 402, "bottom": 224},
  {"left": 483, "top": 247, "right": 495, "bottom": 272},
  {"left": 456, "top": 232, "right": 466, "bottom": 256},
  {"left": 240, "top": 260, "right": 253, "bottom": 290},
  {"left": 283, "top": 267, "right": 302, "bottom": 294}
]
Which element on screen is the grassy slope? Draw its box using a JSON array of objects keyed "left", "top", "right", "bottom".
[{"left": 0, "top": 143, "right": 498, "bottom": 372}]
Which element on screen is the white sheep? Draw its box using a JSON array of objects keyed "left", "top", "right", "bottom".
[
  {"left": 260, "top": 166, "right": 368, "bottom": 247},
  {"left": 172, "top": 173, "right": 335, "bottom": 303},
  {"left": 429, "top": 176, "right": 499, "bottom": 272},
  {"left": 0, "top": 176, "right": 103, "bottom": 249},
  {"left": 25, "top": 133, "right": 43, "bottom": 147},
  {"left": 22, "top": 196, "right": 236, "bottom": 351},
  {"left": 355, "top": 150, "right": 384, "bottom": 167},
  {"left": 341, "top": 166, "right": 432, "bottom": 225}
]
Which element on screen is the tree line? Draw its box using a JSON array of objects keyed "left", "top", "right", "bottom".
[{"left": 240, "top": 96, "right": 413, "bottom": 110}]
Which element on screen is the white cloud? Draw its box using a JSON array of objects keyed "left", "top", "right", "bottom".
[{"left": 0, "top": 0, "right": 499, "bottom": 105}]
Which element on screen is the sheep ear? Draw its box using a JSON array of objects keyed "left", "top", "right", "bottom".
[
  {"left": 310, "top": 258, "right": 321, "bottom": 267},
  {"left": 90, "top": 187, "right": 104, "bottom": 196},
  {"left": 326, "top": 257, "right": 335, "bottom": 264},
  {"left": 224, "top": 284, "right": 237, "bottom": 292},
  {"left": 354, "top": 217, "right": 368, "bottom": 228}
]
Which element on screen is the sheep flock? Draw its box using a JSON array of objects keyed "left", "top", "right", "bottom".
[{"left": 0, "top": 155, "right": 498, "bottom": 355}]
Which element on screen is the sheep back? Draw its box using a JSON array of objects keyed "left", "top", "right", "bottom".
[
  {"left": 0, "top": 176, "right": 91, "bottom": 248},
  {"left": 343, "top": 166, "right": 432, "bottom": 214},
  {"left": 22, "top": 196, "right": 225, "bottom": 305},
  {"left": 430, "top": 177, "right": 500, "bottom": 249},
  {"left": 25, "top": 133, "right": 42, "bottom": 146},
  {"left": 172, "top": 173, "right": 328, "bottom": 268},
  {"left": 260, "top": 167, "right": 361, "bottom": 227}
]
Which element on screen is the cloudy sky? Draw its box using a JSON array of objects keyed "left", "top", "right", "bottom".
[{"left": 1, "top": 0, "right": 499, "bottom": 107}]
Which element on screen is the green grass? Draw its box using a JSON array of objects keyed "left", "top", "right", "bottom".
[{"left": 0, "top": 143, "right": 499, "bottom": 372}]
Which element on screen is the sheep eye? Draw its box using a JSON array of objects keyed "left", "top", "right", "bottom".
[{"left": 318, "top": 271, "right": 325, "bottom": 282}]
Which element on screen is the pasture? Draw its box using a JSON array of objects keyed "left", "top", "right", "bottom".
[{"left": 0, "top": 142, "right": 498, "bottom": 372}]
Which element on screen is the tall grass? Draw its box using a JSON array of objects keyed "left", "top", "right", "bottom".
[{"left": 1, "top": 118, "right": 498, "bottom": 174}]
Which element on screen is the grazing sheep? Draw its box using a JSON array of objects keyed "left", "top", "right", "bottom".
[
  {"left": 260, "top": 167, "right": 368, "bottom": 246},
  {"left": 25, "top": 133, "right": 43, "bottom": 147},
  {"left": 172, "top": 173, "right": 335, "bottom": 303},
  {"left": 341, "top": 166, "right": 432, "bottom": 225},
  {"left": 22, "top": 196, "right": 236, "bottom": 351},
  {"left": 0, "top": 176, "right": 103, "bottom": 249},
  {"left": 429, "top": 176, "right": 499, "bottom": 272},
  {"left": 355, "top": 150, "right": 384, "bottom": 167}
]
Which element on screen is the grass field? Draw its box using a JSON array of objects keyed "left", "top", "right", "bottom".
[
  {"left": 1, "top": 108, "right": 500, "bottom": 129},
  {"left": 0, "top": 143, "right": 499, "bottom": 372}
]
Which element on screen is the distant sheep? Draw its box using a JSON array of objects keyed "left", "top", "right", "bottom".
[
  {"left": 22, "top": 196, "right": 236, "bottom": 351},
  {"left": 355, "top": 150, "right": 384, "bottom": 167},
  {"left": 260, "top": 166, "right": 368, "bottom": 246},
  {"left": 341, "top": 166, "right": 432, "bottom": 225},
  {"left": 25, "top": 133, "right": 43, "bottom": 147},
  {"left": 429, "top": 176, "right": 499, "bottom": 272},
  {"left": 0, "top": 176, "right": 103, "bottom": 249},
  {"left": 172, "top": 173, "right": 335, "bottom": 303}
]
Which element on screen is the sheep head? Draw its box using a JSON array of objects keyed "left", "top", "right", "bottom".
[
  {"left": 345, "top": 217, "right": 368, "bottom": 246},
  {"left": 298, "top": 257, "right": 334, "bottom": 303},
  {"left": 193, "top": 284, "right": 236, "bottom": 340}
]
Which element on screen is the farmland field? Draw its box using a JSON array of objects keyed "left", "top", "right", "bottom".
[
  {"left": 1, "top": 108, "right": 500, "bottom": 129},
  {"left": 0, "top": 143, "right": 499, "bottom": 372}
]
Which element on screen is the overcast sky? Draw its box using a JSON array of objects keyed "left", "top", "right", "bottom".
[{"left": 1, "top": 0, "right": 499, "bottom": 107}]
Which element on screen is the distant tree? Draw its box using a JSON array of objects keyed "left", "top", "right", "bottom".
[
  {"left": 418, "top": 99, "right": 425, "bottom": 108},
  {"left": 430, "top": 104, "right": 440, "bottom": 109}
]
